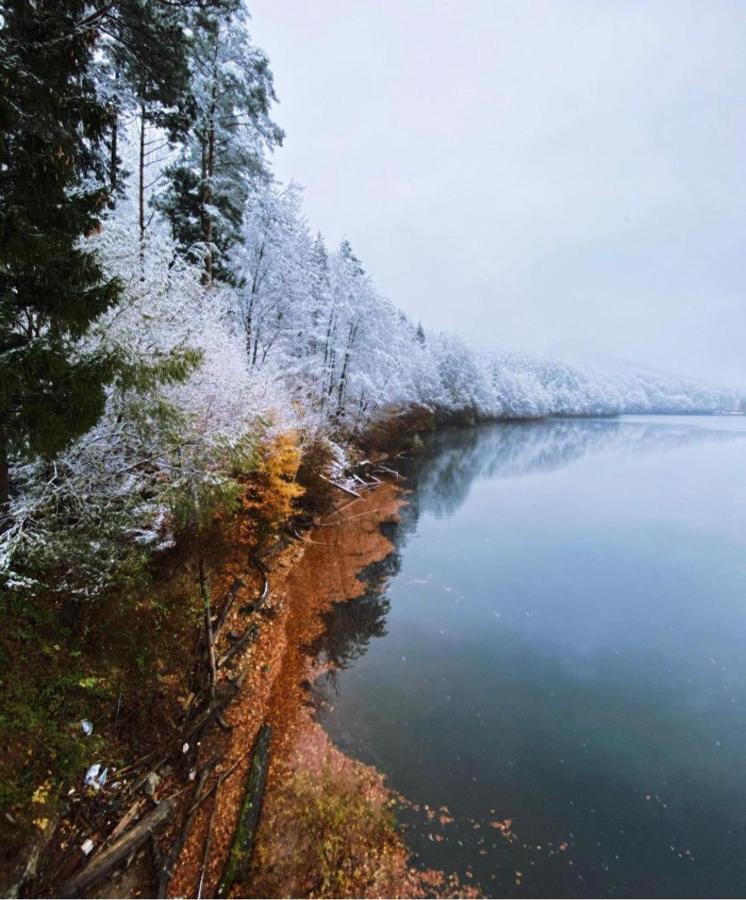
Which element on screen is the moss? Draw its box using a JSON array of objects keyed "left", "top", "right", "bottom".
[{"left": 218, "top": 724, "right": 272, "bottom": 896}]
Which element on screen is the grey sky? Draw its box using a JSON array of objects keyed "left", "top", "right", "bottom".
[{"left": 249, "top": 0, "right": 746, "bottom": 386}]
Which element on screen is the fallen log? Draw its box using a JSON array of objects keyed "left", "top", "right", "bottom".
[
  {"left": 216, "top": 724, "right": 272, "bottom": 897},
  {"left": 99, "top": 798, "right": 146, "bottom": 850},
  {"left": 320, "top": 474, "right": 361, "bottom": 498},
  {"left": 58, "top": 796, "right": 176, "bottom": 898}
]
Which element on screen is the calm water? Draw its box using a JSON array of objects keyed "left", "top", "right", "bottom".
[{"left": 312, "top": 416, "right": 746, "bottom": 898}]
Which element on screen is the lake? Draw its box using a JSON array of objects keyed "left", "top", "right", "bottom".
[{"left": 312, "top": 416, "right": 746, "bottom": 898}]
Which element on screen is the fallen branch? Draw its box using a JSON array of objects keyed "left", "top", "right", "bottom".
[
  {"left": 320, "top": 474, "right": 361, "bottom": 498},
  {"left": 290, "top": 526, "right": 337, "bottom": 546},
  {"left": 193, "top": 753, "right": 253, "bottom": 899},
  {"left": 181, "top": 688, "right": 236, "bottom": 746},
  {"left": 314, "top": 507, "right": 392, "bottom": 527},
  {"left": 351, "top": 473, "right": 373, "bottom": 488},
  {"left": 239, "top": 560, "right": 269, "bottom": 614},
  {"left": 217, "top": 625, "right": 258, "bottom": 669},
  {"left": 373, "top": 464, "right": 403, "bottom": 480},
  {"left": 217, "top": 725, "right": 272, "bottom": 897},
  {"left": 197, "top": 791, "right": 219, "bottom": 899},
  {"left": 124, "top": 757, "right": 169, "bottom": 799},
  {"left": 186, "top": 754, "right": 245, "bottom": 817},
  {"left": 156, "top": 767, "right": 214, "bottom": 898},
  {"left": 114, "top": 749, "right": 160, "bottom": 779},
  {"left": 213, "top": 578, "right": 244, "bottom": 637}
]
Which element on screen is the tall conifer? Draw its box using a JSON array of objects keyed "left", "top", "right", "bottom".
[{"left": 0, "top": 1, "right": 120, "bottom": 502}]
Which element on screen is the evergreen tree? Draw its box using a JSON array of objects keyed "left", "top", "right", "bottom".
[
  {"left": 156, "top": 2, "right": 283, "bottom": 282},
  {"left": 0, "top": 1, "right": 121, "bottom": 504},
  {"left": 97, "top": 1, "right": 193, "bottom": 230}
]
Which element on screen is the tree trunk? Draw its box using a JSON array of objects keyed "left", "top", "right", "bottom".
[
  {"left": 336, "top": 321, "right": 358, "bottom": 414},
  {"left": 204, "top": 115, "right": 215, "bottom": 283},
  {"left": 202, "top": 46, "right": 219, "bottom": 284},
  {"left": 199, "top": 549, "right": 217, "bottom": 703},
  {"left": 138, "top": 102, "right": 146, "bottom": 270},
  {"left": 0, "top": 438, "right": 9, "bottom": 509},
  {"left": 108, "top": 97, "right": 118, "bottom": 208},
  {"left": 110, "top": 113, "right": 118, "bottom": 199},
  {"left": 139, "top": 103, "right": 146, "bottom": 240},
  {"left": 108, "top": 66, "right": 119, "bottom": 207}
]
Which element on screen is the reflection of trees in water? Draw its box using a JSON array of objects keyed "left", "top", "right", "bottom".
[
  {"left": 406, "top": 418, "right": 746, "bottom": 519},
  {"left": 310, "top": 538, "right": 402, "bottom": 675},
  {"left": 313, "top": 417, "right": 746, "bottom": 680}
]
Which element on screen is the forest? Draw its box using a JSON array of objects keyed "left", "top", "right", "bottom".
[{"left": 0, "top": 1, "right": 741, "bottom": 894}]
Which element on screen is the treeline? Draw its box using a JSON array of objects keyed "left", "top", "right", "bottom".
[{"left": 1, "top": 0, "right": 739, "bottom": 579}]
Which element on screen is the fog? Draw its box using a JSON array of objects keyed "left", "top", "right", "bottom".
[{"left": 249, "top": 0, "right": 746, "bottom": 387}]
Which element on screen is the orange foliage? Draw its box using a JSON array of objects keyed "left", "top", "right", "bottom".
[{"left": 230, "top": 433, "right": 304, "bottom": 548}]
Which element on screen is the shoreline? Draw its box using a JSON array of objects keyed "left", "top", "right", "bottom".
[
  {"left": 168, "top": 479, "right": 403, "bottom": 897},
  {"left": 161, "top": 479, "right": 425, "bottom": 897},
  {"left": 166, "top": 478, "right": 478, "bottom": 899}
]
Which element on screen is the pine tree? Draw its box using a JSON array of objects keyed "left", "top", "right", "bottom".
[
  {"left": 0, "top": 1, "right": 120, "bottom": 503},
  {"left": 155, "top": 2, "right": 283, "bottom": 282},
  {"left": 98, "top": 1, "right": 193, "bottom": 231}
]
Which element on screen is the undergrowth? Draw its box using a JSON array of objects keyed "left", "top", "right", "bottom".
[{"left": 0, "top": 428, "right": 321, "bottom": 886}]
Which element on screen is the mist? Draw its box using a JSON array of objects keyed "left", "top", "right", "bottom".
[{"left": 249, "top": 0, "right": 746, "bottom": 387}]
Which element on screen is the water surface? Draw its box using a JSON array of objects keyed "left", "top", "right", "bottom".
[{"left": 313, "top": 416, "right": 746, "bottom": 898}]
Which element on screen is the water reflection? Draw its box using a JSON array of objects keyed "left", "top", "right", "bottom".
[
  {"left": 312, "top": 415, "right": 746, "bottom": 898},
  {"left": 315, "top": 416, "right": 746, "bottom": 674},
  {"left": 408, "top": 417, "right": 746, "bottom": 519}
]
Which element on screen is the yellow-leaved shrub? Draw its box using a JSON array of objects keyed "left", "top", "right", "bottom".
[{"left": 231, "top": 432, "right": 304, "bottom": 548}]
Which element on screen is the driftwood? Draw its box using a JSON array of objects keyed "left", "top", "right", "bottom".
[
  {"left": 216, "top": 725, "right": 272, "bottom": 897},
  {"left": 59, "top": 796, "right": 176, "bottom": 898},
  {"left": 373, "top": 463, "right": 403, "bottom": 480},
  {"left": 320, "top": 474, "right": 361, "bottom": 498}
]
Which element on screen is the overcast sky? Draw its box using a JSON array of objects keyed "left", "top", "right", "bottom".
[{"left": 249, "top": 0, "right": 746, "bottom": 386}]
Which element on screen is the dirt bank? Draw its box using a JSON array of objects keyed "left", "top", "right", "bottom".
[{"left": 163, "top": 479, "right": 477, "bottom": 899}]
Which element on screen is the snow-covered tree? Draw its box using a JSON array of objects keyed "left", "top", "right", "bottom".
[{"left": 155, "top": 2, "right": 283, "bottom": 281}]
